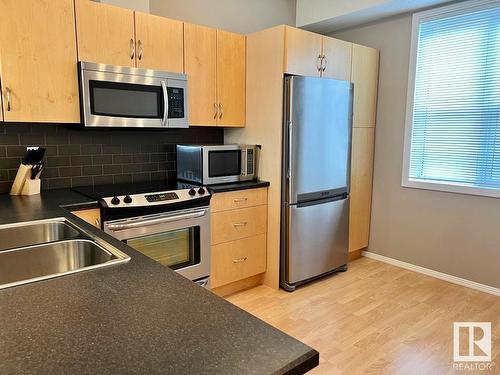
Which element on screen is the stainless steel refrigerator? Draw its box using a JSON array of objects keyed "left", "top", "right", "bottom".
[{"left": 281, "top": 76, "right": 353, "bottom": 291}]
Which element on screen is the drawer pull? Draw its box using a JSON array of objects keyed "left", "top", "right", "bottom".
[
  {"left": 233, "top": 198, "right": 248, "bottom": 203},
  {"left": 233, "top": 222, "right": 247, "bottom": 227},
  {"left": 232, "top": 257, "right": 247, "bottom": 263}
]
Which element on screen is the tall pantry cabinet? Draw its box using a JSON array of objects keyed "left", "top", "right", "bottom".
[{"left": 225, "top": 25, "right": 379, "bottom": 289}]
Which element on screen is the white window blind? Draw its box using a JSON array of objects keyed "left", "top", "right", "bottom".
[{"left": 404, "top": 1, "right": 500, "bottom": 197}]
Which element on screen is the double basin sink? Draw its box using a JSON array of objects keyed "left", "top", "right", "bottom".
[{"left": 0, "top": 218, "right": 130, "bottom": 289}]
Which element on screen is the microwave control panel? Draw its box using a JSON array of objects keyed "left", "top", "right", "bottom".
[
  {"left": 246, "top": 149, "right": 254, "bottom": 175},
  {"left": 167, "top": 87, "right": 185, "bottom": 119}
]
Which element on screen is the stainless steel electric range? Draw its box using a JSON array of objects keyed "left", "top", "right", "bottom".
[{"left": 73, "top": 182, "right": 212, "bottom": 288}]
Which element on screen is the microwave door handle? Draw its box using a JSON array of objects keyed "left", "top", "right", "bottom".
[
  {"left": 161, "top": 80, "right": 169, "bottom": 127},
  {"left": 106, "top": 210, "right": 207, "bottom": 231}
]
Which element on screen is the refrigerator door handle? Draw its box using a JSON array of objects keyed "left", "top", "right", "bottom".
[{"left": 287, "top": 120, "right": 293, "bottom": 179}]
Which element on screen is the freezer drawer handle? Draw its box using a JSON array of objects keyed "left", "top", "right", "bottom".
[
  {"left": 232, "top": 257, "right": 247, "bottom": 263},
  {"left": 233, "top": 222, "right": 248, "bottom": 228},
  {"left": 106, "top": 210, "right": 207, "bottom": 231}
]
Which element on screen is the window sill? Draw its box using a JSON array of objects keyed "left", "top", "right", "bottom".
[{"left": 401, "top": 178, "right": 500, "bottom": 199}]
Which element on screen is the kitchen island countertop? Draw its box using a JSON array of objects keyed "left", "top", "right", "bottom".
[{"left": 0, "top": 189, "right": 318, "bottom": 375}]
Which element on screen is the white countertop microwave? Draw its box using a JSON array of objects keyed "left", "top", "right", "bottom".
[{"left": 78, "top": 61, "right": 188, "bottom": 128}]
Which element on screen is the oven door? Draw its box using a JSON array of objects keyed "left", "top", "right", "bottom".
[
  {"left": 80, "top": 67, "right": 188, "bottom": 128},
  {"left": 202, "top": 146, "right": 243, "bottom": 184},
  {"left": 103, "top": 207, "right": 210, "bottom": 282}
]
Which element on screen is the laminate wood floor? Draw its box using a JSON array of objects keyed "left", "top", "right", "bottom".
[{"left": 227, "top": 257, "right": 500, "bottom": 374}]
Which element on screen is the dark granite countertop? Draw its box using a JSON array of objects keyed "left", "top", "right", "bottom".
[
  {"left": 0, "top": 189, "right": 318, "bottom": 374},
  {"left": 207, "top": 180, "right": 270, "bottom": 194}
]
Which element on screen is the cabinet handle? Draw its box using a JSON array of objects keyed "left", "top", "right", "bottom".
[
  {"left": 233, "top": 222, "right": 248, "bottom": 227},
  {"left": 137, "top": 40, "right": 143, "bottom": 60},
  {"left": 232, "top": 257, "right": 247, "bottom": 263},
  {"left": 316, "top": 54, "right": 322, "bottom": 72},
  {"left": 5, "top": 87, "right": 11, "bottom": 112},
  {"left": 213, "top": 102, "right": 219, "bottom": 119},
  {"left": 130, "top": 38, "right": 135, "bottom": 60},
  {"left": 233, "top": 197, "right": 247, "bottom": 203},
  {"left": 322, "top": 55, "right": 327, "bottom": 72},
  {"left": 95, "top": 218, "right": 100, "bottom": 228},
  {"left": 218, "top": 103, "right": 223, "bottom": 119}
]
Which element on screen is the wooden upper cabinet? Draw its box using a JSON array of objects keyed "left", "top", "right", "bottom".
[
  {"left": 134, "top": 12, "right": 184, "bottom": 72},
  {"left": 349, "top": 127, "right": 375, "bottom": 252},
  {"left": 216, "top": 30, "right": 246, "bottom": 127},
  {"left": 351, "top": 44, "right": 379, "bottom": 127},
  {"left": 75, "top": 0, "right": 135, "bottom": 67},
  {"left": 284, "top": 26, "right": 322, "bottom": 77},
  {"left": 0, "top": 0, "right": 79, "bottom": 122},
  {"left": 184, "top": 23, "right": 217, "bottom": 126},
  {"left": 321, "top": 37, "right": 352, "bottom": 81}
]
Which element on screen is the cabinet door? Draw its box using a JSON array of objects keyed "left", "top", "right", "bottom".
[
  {"left": 284, "top": 26, "right": 322, "bottom": 77},
  {"left": 321, "top": 37, "right": 352, "bottom": 81},
  {"left": 351, "top": 44, "right": 379, "bottom": 127},
  {"left": 0, "top": 0, "right": 79, "bottom": 122},
  {"left": 75, "top": 0, "right": 135, "bottom": 67},
  {"left": 71, "top": 208, "right": 101, "bottom": 228},
  {"left": 135, "top": 12, "right": 184, "bottom": 73},
  {"left": 216, "top": 30, "right": 246, "bottom": 127},
  {"left": 184, "top": 23, "right": 217, "bottom": 126},
  {"left": 349, "top": 127, "right": 375, "bottom": 252}
]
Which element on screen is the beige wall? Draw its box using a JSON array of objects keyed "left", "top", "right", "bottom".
[
  {"left": 149, "top": 0, "right": 296, "bottom": 34},
  {"left": 333, "top": 15, "right": 500, "bottom": 288}
]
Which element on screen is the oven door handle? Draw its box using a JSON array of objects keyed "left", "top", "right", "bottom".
[
  {"left": 106, "top": 210, "right": 207, "bottom": 231},
  {"left": 161, "top": 80, "right": 169, "bottom": 127}
]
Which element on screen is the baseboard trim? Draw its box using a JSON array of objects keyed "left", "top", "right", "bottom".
[{"left": 362, "top": 251, "right": 500, "bottom": 297}]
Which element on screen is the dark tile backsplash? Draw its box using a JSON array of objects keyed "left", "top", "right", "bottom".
[{"left": 0, "top": 122, "right": 223, "bottom": 194}]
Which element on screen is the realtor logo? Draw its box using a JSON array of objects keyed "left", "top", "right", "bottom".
[{"left": 453, "top": 322, "right": 491, "bottom": 362}]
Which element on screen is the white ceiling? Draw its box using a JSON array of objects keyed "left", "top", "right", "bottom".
[{"left": 296, "top": 0, "right": 457, "bottom": 33}]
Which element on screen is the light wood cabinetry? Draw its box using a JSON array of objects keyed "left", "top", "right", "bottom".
[
  {"left": 75, "top": 1, "right": 184, "bottom": 73},
  {"left": 71, "top": 208, "right": 102, "bottom": 228},
  {"left": 284, "top": 26, "right": 352, "bottom": 81},
  {"left": 184, "top": 25, "right": 246, "bottom": 127},
  {"left": 134, "top": 12, "right": 184, "bottom": 73},
  {"left": 321, "top": 37, "right": 352, "bottom": 81},
  {"left": 184, "top": 23, "right": 218, "bottom": 126},
  {"left": 349, "top": 128, "right": 375, "bottom": 252},
  {"left": 211, "top": 234, "right": 266, "bottom": 288},
  {"left": 216, "top": 30, "right": 246, "bottom": 127},
  {"left": 351, "top": 44, "right": 379, "bottom": 127},
  {"left": 284, "top": 26, "right": 323, "bottom": 77},
  {"left": 210, "top": 187, "right": 268, "bottom": 292},
  {"left": 75, "top": 0, "right": 136, "bottom": 67},
  {"left": 0, "top": 0, "right": 79, "bottom": 123}
]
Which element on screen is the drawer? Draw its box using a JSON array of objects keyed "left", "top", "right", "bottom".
[
  {"left": 211, "top": 187, "right": 267, "bottom": 212},
  {"left": 211, "top": 205, "right": 267, "bottom": 245},
  {"left": 211, "top": 234, "right": 266, "bottom": 288}
]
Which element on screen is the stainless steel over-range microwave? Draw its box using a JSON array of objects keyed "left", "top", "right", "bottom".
[
  {"left": 177, "top": 145, "right": 257, "bottom": 185},
  {"left": 78, "top": 61, "right": 188, "bottom": 128}
]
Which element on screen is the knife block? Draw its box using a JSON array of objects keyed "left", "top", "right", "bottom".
[
  {"left": 21, "top": 179, "right": 41, "bottom": 196},
  {"left": 10, "top": 164, "right": 32, "bottom": 195}
]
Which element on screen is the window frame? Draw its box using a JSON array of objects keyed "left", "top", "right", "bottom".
[{"left": 402, "top": 0, "right": 500, "bottom": 199}]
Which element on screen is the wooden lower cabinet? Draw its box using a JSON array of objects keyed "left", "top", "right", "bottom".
[
  {"left": 210, "top": 188, "right": 268, "bottom": 293},
  {"left": 211, "top": 205, "right": 267, "bottom": 245},
  {"left": 71, "top": 208, "right": 102, "bottom": 228},
  {"left": 349, "top": 127, "right": 375, "bottom": 252},
  {"left": 211, "top": 234, "right": 266, "bottom": 288}
]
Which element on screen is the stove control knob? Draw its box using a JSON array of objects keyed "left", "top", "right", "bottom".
[
  {"left": 188, "top": 188, "right": 196, "bottom": 196},
  {"left": 111, "top": 196, "right": 120, "bottom": 205},
  {"left": 124, "top": 195, "right": 132, "bottom": 204},
  {"left": 197, "top": 187, "right": 206, "bottom": 195}
]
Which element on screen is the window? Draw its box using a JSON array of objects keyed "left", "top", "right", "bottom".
[{"left": 403, "top": 0, "right": 500, "bottom": 198}]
